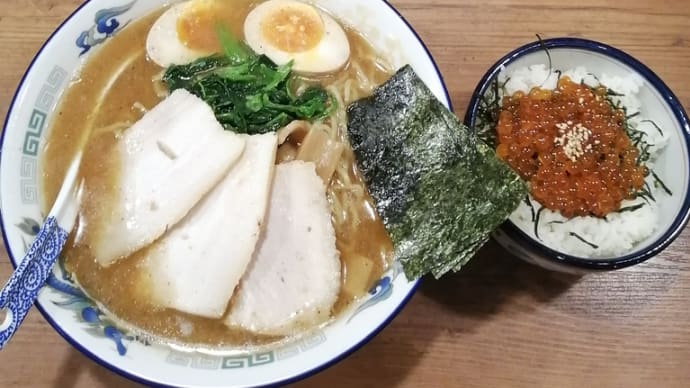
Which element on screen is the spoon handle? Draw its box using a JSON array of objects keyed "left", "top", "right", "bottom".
[{"left": 0, "top": 217, "right": 69, "bottom": 349}]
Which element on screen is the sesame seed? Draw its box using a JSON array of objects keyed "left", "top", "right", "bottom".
[{"left": 553, "top": 122, "right": 592, "bottom": 162}]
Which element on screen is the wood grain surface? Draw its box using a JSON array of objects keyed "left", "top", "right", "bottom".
[{"left": 1, "top": 0, "right": 689, "bottom": 387}]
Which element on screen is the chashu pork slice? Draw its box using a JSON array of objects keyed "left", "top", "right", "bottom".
[
  {"left": 143, "top": 133, "right": 278, "bottom": 318},
  {"left": 225, "top": 161, "right": 341, "bottom": 335},
  {"left": 92, "top": 89, "right": 245, "bottom": 266}
]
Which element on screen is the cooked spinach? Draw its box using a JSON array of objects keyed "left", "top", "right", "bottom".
[
  {"left": 347, "top": 66, "right": 527, "bottom": 279},
  {"left": 163, "top": 28, "right": 335, "bottom": 134}
]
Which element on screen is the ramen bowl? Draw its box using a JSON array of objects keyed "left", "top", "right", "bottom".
[
  {"left": 464, "top": 38, "right": 690, "bottom": 274},
  {"left": 0, "top": 0, "right": 450, "bottom": 386}
]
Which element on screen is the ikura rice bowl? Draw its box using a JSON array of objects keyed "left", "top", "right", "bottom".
[{"left": 488, "top": 65, "right": 671, "bottom": 258}]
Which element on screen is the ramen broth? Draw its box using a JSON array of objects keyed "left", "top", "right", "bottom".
[{"left": 40, "top": 2, "right": 393, "bottom": 347}]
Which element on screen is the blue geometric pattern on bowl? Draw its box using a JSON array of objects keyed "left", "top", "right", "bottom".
[{"left": 76, "top": 0, "right": 136, "bottom": 55}]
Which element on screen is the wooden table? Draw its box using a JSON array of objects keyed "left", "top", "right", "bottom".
[{"left": 1, "top": 0, "right": 689, "bottom": 387}]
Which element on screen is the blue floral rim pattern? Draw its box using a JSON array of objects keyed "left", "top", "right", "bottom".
[
  {"left": 76, "top": 0, "right": 136, "bottom": 55},
  {"left": 463, "top": 37, "right": 690, "bottom": 271}
]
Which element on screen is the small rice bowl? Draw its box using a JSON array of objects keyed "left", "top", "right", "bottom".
[{"left": 498, "top": 65, "right": 671, "bottom": 258}]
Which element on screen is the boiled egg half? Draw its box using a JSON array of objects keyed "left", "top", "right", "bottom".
[
  {"left": 147, "top": 0, "right": 244, "bottom": 67},
  {"left": 244, "top": 0, "right": 351, "bottom": 74}
]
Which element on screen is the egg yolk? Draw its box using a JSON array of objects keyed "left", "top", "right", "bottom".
[
  {"left": 176, "top": 0, "right": 245, "bottom": 53},
  {"left": 260, "top": 4, "right": 324, "bottom": 53}
]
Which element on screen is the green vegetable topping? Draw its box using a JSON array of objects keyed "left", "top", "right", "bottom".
[
  {"left": 163, "top": 27, "right": 335, "bottom": 134},
  {"left": 347, "top": 66, "right": 527, "bottom": 280}
]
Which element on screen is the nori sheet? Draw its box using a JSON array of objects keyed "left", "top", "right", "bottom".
[{"left": 347, "top": 65, "right": 527, "bottom": 279}]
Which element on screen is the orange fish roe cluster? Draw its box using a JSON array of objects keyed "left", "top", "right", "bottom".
[{"left": 495, "top": 76, "right": 647, "bottom": 218}]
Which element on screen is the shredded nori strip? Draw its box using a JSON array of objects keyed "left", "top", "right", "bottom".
[
  {"left": 534, "top": 206, "right": 546, "bottom": 240},
  {"left": 616, "top": 203, "right": 646, "bottom": 213},
  {"left": 525, "top": 196, "right": 537, "bottom": 222},
  {"left": 641, "top": 119, "right": 664, "bottom": 136},
  {"left": 651, "top": 170, "right": 673, "bottom": 196},
  {"left": 568, "top": 232, "right": 599, "bottom": 249},
  {"left": 347, "top": 66, "right": 527, "bottom": 279}
]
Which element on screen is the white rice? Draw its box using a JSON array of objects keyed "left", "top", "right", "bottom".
[{"left": 497, "top": 65, "right": 670, "bottom": 258}]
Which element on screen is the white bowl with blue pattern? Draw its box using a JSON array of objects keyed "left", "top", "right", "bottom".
[
  {"left": 0, "top": 0, "right": 451, "bottom": 386},
  {"left": 464, "top": 38, "right": 690, "bottom": 274}
]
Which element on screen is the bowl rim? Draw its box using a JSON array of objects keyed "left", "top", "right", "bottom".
[
  {"left": 463, "top": 37, "right": 690, "bottom": 271},
  {"left": 0, "top": 0, "right": 450, "bottom": 386}
]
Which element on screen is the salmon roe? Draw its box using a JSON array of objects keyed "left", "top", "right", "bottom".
[{"left": 495, "top": 76, "right": 647, "bottom": 218}]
